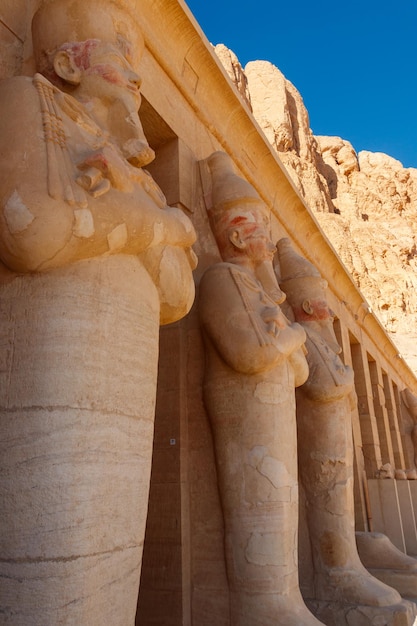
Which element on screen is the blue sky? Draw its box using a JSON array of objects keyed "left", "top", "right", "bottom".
[{"left": 185, "top": 1, "right": 417, "bottom": 169}]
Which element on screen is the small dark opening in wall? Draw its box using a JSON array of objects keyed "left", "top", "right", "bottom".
[
  {"left": 139, "top": 96, "right": 177, "bottom": 150},
  {"left": 361, "top": 213, "right": 369, "bottom": 221}
]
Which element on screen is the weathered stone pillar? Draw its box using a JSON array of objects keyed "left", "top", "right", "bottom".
[
  {"left": 1, "top": 257, "right": 159, "bottom": 624},
  {"left": 0, "top": 1, "right": 196, "bottom": 622},
  {"left": 199, "top": 152, "right": 323, "bottom": 625},
  {"left": 278, "top": 238, "right": 415, "bottom": 626}
]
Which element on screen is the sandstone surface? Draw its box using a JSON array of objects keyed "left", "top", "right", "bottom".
[
  {"left": 0, "top": 2, "right": 196, "bottom": 623},
  {"left": 215, "top": 48, "right": 417, "bottom": 375},
  {"left": 199, "top": 152, "right": 320, "bottom": 625}
]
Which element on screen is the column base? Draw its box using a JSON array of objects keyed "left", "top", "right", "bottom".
[
  {"left": 357, "top": 531, "right": 417, "bottom": 598},
  {"left": 305, "top": 598, "right": 417, "bottom": 626},
  {"left": 231, "top": 590, "right": 325, "bottom": 625}
]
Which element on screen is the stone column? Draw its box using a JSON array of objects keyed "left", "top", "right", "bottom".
[
  {"left": 199, "top": 152, "right": 323, "bottom": 625},
  {"left": 1, "top": 257, "right": 159, "bottom": 624},
  {"left": 277, "top": 238, "right": 415, "bottom": 626},
  {"left": 0, "top": 1, "right": 196, "bottom": 622}
]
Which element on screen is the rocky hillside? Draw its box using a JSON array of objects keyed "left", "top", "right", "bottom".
[{"left": 215, "top": 44, "right": 417, "bottom": 375}]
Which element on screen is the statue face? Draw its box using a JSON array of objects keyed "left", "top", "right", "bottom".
[
  {"left": 229, "top": 208, "right": 275, "bottom": 265},
  {"left": 309, "top": 298, "right": 333, "bottom": 322},
  {"left": 306, "top": 298, "right": 341, "bottom": 354},
  {"left": 53, "top": 38, "right": 154, "bottom": 166},
  {"left": 75, "top": 41, "right": 142, "bottom": 109},
  {"left": 244, "top": 226, "right": 276, "bottom": 264}
]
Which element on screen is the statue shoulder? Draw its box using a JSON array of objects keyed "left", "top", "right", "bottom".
[
  {"left": 200, "top": 262, "right": 239, "bottom": 308},
  {"left": 301, "top": 330, "right": 355, "bottom": 400},
  {"left": 0, "top": 75, "right": 44, "bottom": 161},
  {"left": 201, "top": 262, "right": 255, "bottom": 285},
  {"left": 200, "top": 261, "right": 232, "bottom": 286},
  {"left": 202, "top": 261, "right": 237, "bottom": 275},
  {"left": 0, "top": 75, "right": 40, "bottom": 119},
  {"left": 200, "top": 262, "right": 258, "bottom": 303},
  {"left": 0, "top": 74, "right": 34, "bottom": 93},
  {"left": 0, "top": 76, "right": 75, "bottom": 273}
]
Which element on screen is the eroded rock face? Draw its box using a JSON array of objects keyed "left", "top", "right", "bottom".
[
  {"left": 245, "top": 60, "right": 334, "bottom": 214},
  {"left": 215, "top": 46, "right": 417, "bottom": 375},
  {"left": 214, "top": 44, "right": 252, "bottom": 110},
  {"left": 315, "top": 141, "right": 417, "bottom": 371}
]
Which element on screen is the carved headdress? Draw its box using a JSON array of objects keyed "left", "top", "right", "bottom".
[
  {"left": 202, "top": 151, "right": 270, "bottom": 243},
  {"left": 31, "top": 0, "right": 153, "bottom": 206},
  {"left": 32, "top": 0, "right": 144, "bottom": 76},
  {"left": 201, "top": 152, "right": 286, "bottom": 302},
  {"left": 277, "top": 238, "right": 326, "bottom": 307}
]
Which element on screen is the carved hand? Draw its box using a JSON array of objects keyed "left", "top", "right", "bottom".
[{"left": 76, "top": 146, "right": 133, "bottom": 195}]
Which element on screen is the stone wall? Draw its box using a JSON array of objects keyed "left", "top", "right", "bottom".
[{"left": 0, "top": 1, "right": 38, "bottom": 78}]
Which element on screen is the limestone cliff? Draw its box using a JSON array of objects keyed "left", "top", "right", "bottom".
[{"left": 215, "top": 47, "right": 417, "bottom": 375}]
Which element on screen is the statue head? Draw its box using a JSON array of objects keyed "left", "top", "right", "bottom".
[
  {"left": 277, "top": 238, "right": 341, "bottom": 352},
  {"left": 206, "top": 152, "right": 275, "bottom": 266},
  {"left": 32, "top": 0, "right": 144, "bottom": 80},
  {"left": 32, "top": 0, "right": 154, "bottom": 166}
]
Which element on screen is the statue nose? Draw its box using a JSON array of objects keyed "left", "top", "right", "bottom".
[{"left": 129, "top": 70, "right": 142, "bottom": 89}]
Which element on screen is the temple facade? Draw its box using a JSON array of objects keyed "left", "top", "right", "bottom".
[{"left": 1, "top": 2, "right": 417, "bottom": 625}]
